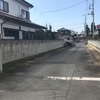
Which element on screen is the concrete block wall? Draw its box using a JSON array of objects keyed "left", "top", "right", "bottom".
[
  {"left": 1, "top": 40, "right": 63, "bottom": 65},
  {"left": 88, "top": 40, "right": 100, "bottom": 49}
]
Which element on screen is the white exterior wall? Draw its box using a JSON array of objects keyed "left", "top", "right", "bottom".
[
  {"left": 0, "top": 0, "right": 33, "bottom": 39},
  {"left": 19, "top": 31, "right": 22, "bottom": 39},
  {"left": 4, "top": 0, "right": 29, "bottom": 17}
]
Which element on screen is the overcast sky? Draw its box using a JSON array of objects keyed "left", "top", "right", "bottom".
[{"left": 28, "top": 0, "right": 100, "bottom": 33}]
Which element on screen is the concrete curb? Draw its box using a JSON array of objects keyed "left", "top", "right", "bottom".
[
  {"left": 87, "top": 43, "right": 100, "bottom": 63},
  {"left": 88, "top": 43, "right": 100, "bottom": 53}
]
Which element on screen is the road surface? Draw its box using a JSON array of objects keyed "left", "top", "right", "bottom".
[{"left": 0, "top": 41, "right": 100, "bottom": 100}]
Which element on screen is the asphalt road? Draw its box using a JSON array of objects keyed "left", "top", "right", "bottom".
[{"left": 0, "top": 41, "right": 100, "bottom": 100}]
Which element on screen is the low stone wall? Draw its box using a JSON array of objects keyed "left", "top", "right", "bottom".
[
  {"left": 0, "top": 40, "right": 63, "bottom": 72},
  {"left": 88, "top": 40, "right": 100, "bottom": 53},
  {"left": 88, "top": 40, "right": 100, "bottom": 49}
]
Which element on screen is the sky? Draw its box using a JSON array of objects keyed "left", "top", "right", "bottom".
[{"left": 28, "top": 0, "right": 100, "bottom": 33}]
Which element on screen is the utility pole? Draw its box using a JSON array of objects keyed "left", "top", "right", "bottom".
[
  {"left": 92, "top": 0, "right": 94, "bottom": 39},
  {"left": 83, "top": 14, "right": 87, "bottom": 36},
  {"left": 85, "top": 14, "right": 87, "bottom": 31},
  {"left": 84, "top": 0, "right": 88, "bottom": 39},
  {"left": 89, "top": 0, "right": 94, "bottom": 39}
]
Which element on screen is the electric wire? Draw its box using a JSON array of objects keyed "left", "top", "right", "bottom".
[
  {"left": 34, "top": 0, "right": 86, "bottom": 21},
  {"left": 42, "top": 0, "right": 86, "bottom": 13},
  {"left": 53, "top": 10, "right": 85, "bottom": 24}
]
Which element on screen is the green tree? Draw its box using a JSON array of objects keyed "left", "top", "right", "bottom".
[
  {"left": 85, "top": 25, "right": 90, "bottom": 37},
  {"left": 49, "top": 25, "right": 52, "bottom": 32},
  {"left": 91, "top": 22, "right": 96, "bottom": 33}
]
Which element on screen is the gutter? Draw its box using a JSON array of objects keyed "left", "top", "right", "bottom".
[{"left": 1, "top": 20, "right": 8, "bottom": 39}]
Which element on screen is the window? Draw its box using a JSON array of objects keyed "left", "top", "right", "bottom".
[
  {"left": 3, "top": 1, "right": 9, "bottom": 12},
  {"left": 0, "top": 0, "right": 9, "bottom": 12},
  {"left": 21, "top": 9, "right": 30, "bottom": 20},
  {"left": 0, "top": 0, "right": 3, "bottom": 10},
  {"left": 21, "top": 9, "right": 26, "bottom": 15},
  {"left": 26, "top": 11, "right": 30, "bottom": 20}
]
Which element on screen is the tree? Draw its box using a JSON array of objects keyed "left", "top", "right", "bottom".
[
  {"left": 46, "top": 24, "right": 48, "bottom": 32},
  {"left": 91, "top": 22, "right": 96, "bottom": 33},
  {"left": 85, "top": 25, "right": 90, "bottom": 37},
  {"left": 49, "top": 25, "right": 52, "bottom": 32}
]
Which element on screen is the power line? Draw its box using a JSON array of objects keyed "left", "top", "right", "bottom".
[
  {"left": 42, "top": 0, "right": 86, "bottom": 13},
  {"left": 34, "top": 13, "right": 43, "bottom": 21},
  {"left": 53, "top": 10, "right": 85, "bottom": 24},
  {"left": 34, "top": 0, "right": 86, "bottom": 21}
]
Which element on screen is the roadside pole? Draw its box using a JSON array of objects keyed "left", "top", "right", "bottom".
[
  {"left": 92, "top": 0, "right": 94, "bottom": 39},
  {"left": 88, "top": 0, "right": 95, "bottom": 39}
]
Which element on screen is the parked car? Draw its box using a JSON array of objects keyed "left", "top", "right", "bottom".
[{"left": 63, "top": 37, "right": 74, "bottom": 47}]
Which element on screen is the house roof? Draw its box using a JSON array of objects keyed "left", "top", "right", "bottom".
[
  {"left": 0, "top": 12, "right": 46, "bottom": 29},
  {"left": 57, "top": 28, "right": 70, "bottom": 32},
  {"left": 57, "top": 28, "right": 71, "bottom": 33},
  {"left": 17, "top": 0, "right": 34, "bottom": 8}
]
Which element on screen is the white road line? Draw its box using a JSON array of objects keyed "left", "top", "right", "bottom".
[{"left": 43, "top": 76, "right": 100, "bottom": 81}]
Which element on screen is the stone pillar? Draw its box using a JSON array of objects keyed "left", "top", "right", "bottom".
[{"left": 19, "top": 31, "right": 23, "bottom": 39}]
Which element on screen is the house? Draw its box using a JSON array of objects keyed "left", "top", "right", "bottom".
[
  {"left": 57, "top": 28, "right": 74, "bottom": 45},
  {"left": 57, "top": 28, "right": 71, "bottom": 38},
  {"left": 95, "top": 25, "right": 100, "bottom": 35},
  {"left": 57, "top": 28, "right": 73, "bottom": 39},
  {"left": 0, "top": 0, "right": 46, "bottom": 40}
]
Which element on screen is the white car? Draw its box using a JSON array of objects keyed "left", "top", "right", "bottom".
[{"left": 63, "top": 37, "right": 74, "bottom": 46}]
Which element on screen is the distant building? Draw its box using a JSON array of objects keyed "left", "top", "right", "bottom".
[
  {"left": 57, "top": 28, "right": 74, "bottom": 45},
  {"left": 93, "top": 25, "right": 100, "bottom": 35},
  {"left": 96, "top": 25, "right": 100, "bottom": 30},
  {"left": 0, "top": 0, "right": 46, "bottom": 40},
  {"left": 57, "top": 28, "right": 72, "bottom": 39}
]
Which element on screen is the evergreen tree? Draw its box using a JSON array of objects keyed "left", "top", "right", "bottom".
[
  {"left": 85, "top": 25, "right": 90, "bottom": 37},
  {"left": 91, "top": 22, "right": 96, "bottom": 32},
  {"left": 49, "top": 25, "right": 52, "bottom": 32}
]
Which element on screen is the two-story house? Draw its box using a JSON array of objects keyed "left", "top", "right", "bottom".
[
  {"left": 57, "top": 28, "right": 72, "bottom": 39},
  {"left": 57, "top": 28, "right": 74, "bottom": 45},
  {"left": 0, "top": 0, "right": 46, "bottom": 39}
]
